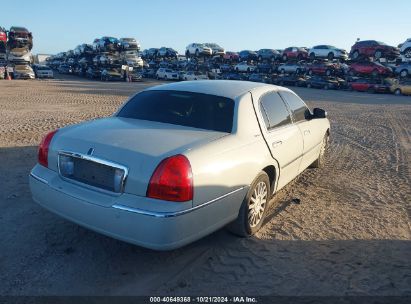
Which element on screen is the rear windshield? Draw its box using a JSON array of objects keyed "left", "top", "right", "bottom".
[{"left": 117, "top": 90, "right": 235, "bottom": 133}]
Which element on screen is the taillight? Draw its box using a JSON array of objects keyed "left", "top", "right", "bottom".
[
  {"left": 38, "top": 130, "right": 58, "bottom": 167},
  {"left": 147, "top": 155, "right": 193, "bottom": 202}
]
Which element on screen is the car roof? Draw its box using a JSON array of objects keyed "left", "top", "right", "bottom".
[{"left": 145, "top": 80, "right": 286, "bottom": 99}]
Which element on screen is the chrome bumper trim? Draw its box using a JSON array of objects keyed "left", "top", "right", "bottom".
[
  {"left": 29, "top": 171, "right": 49, "bottom": 185},
  {"left": 112, "top": 187, "right": 246, "bottom": 218}
]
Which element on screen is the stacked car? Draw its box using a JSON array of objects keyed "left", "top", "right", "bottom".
[
  {"left": 0, "top": 26, "right": 37, "bottom": 80},
  {"left": 47, "top": 36, "right": 143, "bottom": 81},
  {"left": 44, "top": 37, "right": 411, "bottom": 95}
]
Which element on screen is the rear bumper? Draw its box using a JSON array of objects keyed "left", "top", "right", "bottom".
[{"left": 29, "top": 165, "right": 246, "bottom": 250}]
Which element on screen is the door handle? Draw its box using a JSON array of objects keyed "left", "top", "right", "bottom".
[
  {"left": 272, "top": 141, "right": 282, "bottom": 148},
  {"left": 304, "top": 130, "right": 311, "bottom": 135}
]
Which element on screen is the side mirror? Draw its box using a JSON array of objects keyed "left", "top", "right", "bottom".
[{"left": 313, "top": 108, "right": 327, "bottom": 119}]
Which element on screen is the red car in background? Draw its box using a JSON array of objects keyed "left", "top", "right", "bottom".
[
  {"left": 223, "top": 51, "right": 239, "bottom": 62},
  {"left": 282, "top": 47, "right": 309, "bottom": 61},
  {"left": 350, "top": 40, "right": 400, "bottom": 60},
  {"left": 349, "top": 62, "right": 392, "bottom": 77},
  {"left": 348, "top": 78, "right": 391, "bottom": 93},
  {"left": 0, "top": 27, "right": 6, "bottom": 45},
  {"left": 306, "top": 60, "right": 342, "bottom": 76}
]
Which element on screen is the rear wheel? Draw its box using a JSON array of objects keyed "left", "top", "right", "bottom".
[
  {"left": 328, "top": 52, "right": 334, "bottom": 60},
  {"left": 227, "top": 172, "right": 270, "bottom": 237},
  {"left": 352, "top": 50, "right": 360, "bottom": 60},
  {"left": 311, "top": 134, "right": 329, "bottom": 168},
  {"left": 309, "top": 53, "right": 316, "bottom": 60},
  {"left": 400, "top": 70, "right": 408, "bottom": 77},
  {"left": 374, "top": 50, "right": 383, "bottom": 59},
  {"left": 404, "top": 48, "right": 411, "bottom": 59},
  {"left": 394, "top": 88, "right": 402, "bottom": 96}
]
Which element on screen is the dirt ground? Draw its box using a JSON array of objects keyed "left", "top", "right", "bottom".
[{"left": 0, "top": 76, "right": 410, "bottom": 296}]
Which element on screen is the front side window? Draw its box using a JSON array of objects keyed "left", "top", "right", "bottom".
[
  {"left": 259, "top": 92, "right": 292, "bottom": 130},
  {"left": 279, "top": 91, "right": 311, "bottom": 122},
  {"left": 117, "top": 90, "right": 235, "bottom": 133}
]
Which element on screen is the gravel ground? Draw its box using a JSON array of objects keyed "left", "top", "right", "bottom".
[{"left": 0, "top": 75, "right": 410, "bottom": 296}]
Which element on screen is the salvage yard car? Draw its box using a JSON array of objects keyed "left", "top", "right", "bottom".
[
  {"left": 29, "top": 81, "right": 330, "bottom": 250},
  {"left": 13, "top": 64, "right": 35, "bottom": 79},
  {"left": 156, "top": 68, "right": 179, "bottom": 80},
  {"left": 33, "top": 65, "right": 54, "bottom": 79},
  {"left": 308, "top": 45, "right": 348, "bottom": 61},
  {"left": 234, "top": 61, "right": 256, "bottom": 72}
]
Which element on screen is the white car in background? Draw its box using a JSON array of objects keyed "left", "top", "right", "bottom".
[
  {"left": 185, "top": 43, "right": 212, "bottom": 57},
  {"left": 204, "top": 43, "right": 225, "bottom": 56},
  {"left": 234, "top": 62, "right": 256, "bottom": 72},
  {"left": 33, "top": 65, "right": 54, "bottom": 78},
  {"left": 308, "top": 45, "right": 348, "bottom": 60},
  {"left": 182, "top": 71, "right": 209, "bottom": 81},
  {"left": 13, "top": 64, "right": 35, "bottom": 79},
  {"left": 121, "top": 51, "right": 144, "bottom": 67},
  {"left": 8, "top": 47, "right": 32, "bottom": 63},
  {"left": 156, "top": 68, "right": 179, "bottom": 80},
  {"left": 399, "top": 38, "right": 411, "bottom": 61}
]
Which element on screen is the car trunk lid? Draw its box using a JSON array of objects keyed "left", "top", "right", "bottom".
[{"left": 49, "top": 117, "right": 228, "bottom": 198}]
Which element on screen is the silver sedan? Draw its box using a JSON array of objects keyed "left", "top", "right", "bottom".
[{"left": 30, "top": 81, "right": 330, "bottom": 250}]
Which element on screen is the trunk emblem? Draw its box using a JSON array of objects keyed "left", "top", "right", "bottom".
[{"left": 87, "top": 148, "right": 94, "bottom": 156}]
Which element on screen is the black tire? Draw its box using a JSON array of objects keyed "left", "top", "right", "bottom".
[
  {"left": 247, "top": 68, "right": 250, "bottom": 72},
  {"left": 352, "top": 50, "right": 360, "bottom": 60},
  {"left": 374, "top": 50, "right": 383, "bottom": 59},
  {"left": 258, "top": 56, "right": 262, "bottom": 62},
  {"left": 309, "top": 53, "right": 316, "bottom": 60},
  {"left": 371, "top": 69, "right": 379, "bottom": 78},
  {"left": 195, "top": 50, "right": 199, "bottom": 57},
  {"left": 310, "top": 134, "right": 329, "bottom": 168},
  {"left": 325, "top": 69, "right": 332, "bottom": 76},
  {"left": 282, "top": 54, "right": 287, "bottom": 62},
  {"left": 367, "top": 87, "right": 376, "bottom": 94},
  {"left": 307, "top": 83, "right": 312, "bottom": 89},
  {"left": 297, "top": 54, "right": 303, "bottom": 61},
  {"left": 327, "top": 52, "right": 334, "bottom": 60},
  {"left": 394, "top": 88, "right": 402, "bottom": 96},
  {"left": 400, "top": 69, "right": 408, "bottom": 78},
  {"left": 185, "top": 50, "right": 190, "bottom": 58},
  {"left": 280, "top": 69, "right": 285, "bottom": 74},
  {"left": 227, "top": 172, "right": 270, "bottom": 237},
  {"left": 324, "top": 84, "right": 329, "bottom": 90},
  {"left": 404, "top": 48, "right": 411, "bottom": 59},
  {"left": 308, "top": 69, "right": 313, "bottom": 76}
]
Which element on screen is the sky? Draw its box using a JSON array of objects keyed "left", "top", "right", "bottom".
[{"left": 2, "top": 0, "right": 410, "bottom": 55}]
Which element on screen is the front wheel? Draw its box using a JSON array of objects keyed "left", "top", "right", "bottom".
[
  {"left": 227, "top": 172, "right": 270, "bottom": 237},
  {"left": 310, "top": 134, "right": 329, "bottom": 168}
]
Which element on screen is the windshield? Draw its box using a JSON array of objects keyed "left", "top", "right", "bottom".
[{"left": 117, "top": 90, "right": 234, "bottom": 133}]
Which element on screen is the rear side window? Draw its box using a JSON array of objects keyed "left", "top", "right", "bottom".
[
  {"left": 259, "top": 92, "right": 292, "bottom": 130},
  {"left": 279, "top": 91, "right": 311, "bottom": 122},
  {"left": 117, "top": 90, "right": 235, "bottom": 133}
]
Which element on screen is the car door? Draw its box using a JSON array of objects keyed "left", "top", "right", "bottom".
[
  {"left": 255, "top": 91, "right": 304, "bottom": 190},
  {"left": 279, "top": 91, "right": 325, "bottom": 172}
]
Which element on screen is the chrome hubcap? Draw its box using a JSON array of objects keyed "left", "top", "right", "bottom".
[{"left": 248, "top": 182, "right": 268, "bottom": 228}]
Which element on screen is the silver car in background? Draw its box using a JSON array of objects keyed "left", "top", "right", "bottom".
[{"left": 29, "top": 81, "right": 330, "bottom": 250}]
